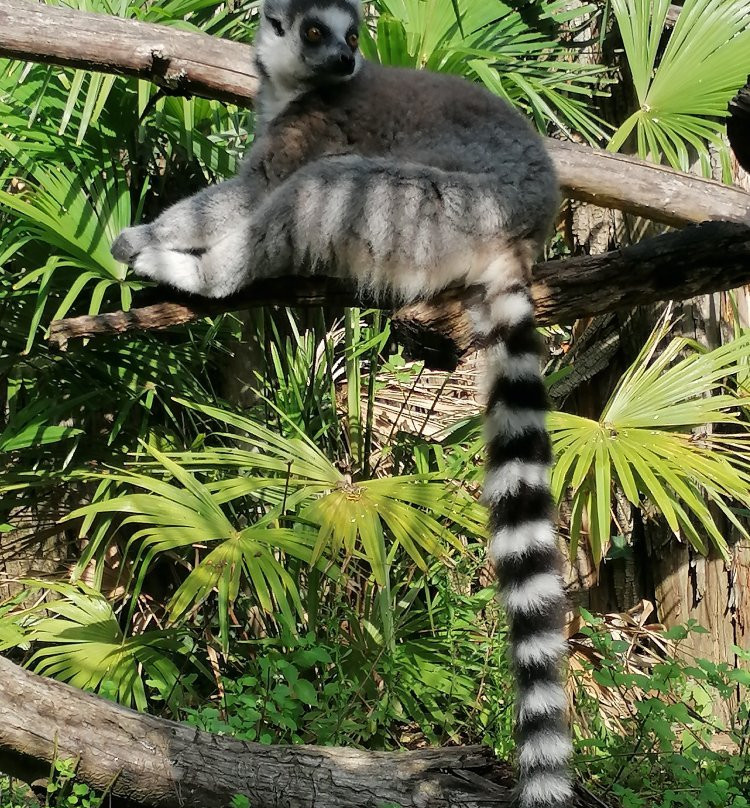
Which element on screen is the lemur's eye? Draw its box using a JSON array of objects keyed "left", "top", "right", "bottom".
[
  {"left": 305, "top": 26, "right": 323, "bottom": 43},
  {"left": 268, "top": 16, "right": 284, "bottom": 36},
  {"left": 347, "top": 32, "right": 359, "bottom": 49}
]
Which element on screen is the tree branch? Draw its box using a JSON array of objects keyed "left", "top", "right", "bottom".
[
  {"left": 0, "top": 0, "right": 259, "bottom": 105},
  {"left": 0, "top": 655, "right": 609, "bottom": 808},
  {"left": 1, "top": 0, "right": 749, "bottom": 228},
  {"left": 48, "top": 222, "right": 750, "bottom": 369}
]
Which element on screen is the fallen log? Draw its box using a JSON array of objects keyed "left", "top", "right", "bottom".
[
  {"left": 48, "top": 221, "right": 750, "bottom": 369},
  {"left": 0, "top": 655, "right": 611, "bottom": 808}
]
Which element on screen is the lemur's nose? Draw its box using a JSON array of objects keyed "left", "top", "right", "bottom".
[{"left": 335, "top": 53, "right": 355, "bottom": 75}]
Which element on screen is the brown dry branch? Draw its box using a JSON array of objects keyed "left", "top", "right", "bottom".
[
  {"left": 48, "top": 221, "right": 750, "bottom": 370},
  {"left": 0, "top": 0, "right": 259, "bottom": 105}
]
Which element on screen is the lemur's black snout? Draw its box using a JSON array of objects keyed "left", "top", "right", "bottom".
[{"left": 331, "top": 52, "right": 355, "bottom": 75}]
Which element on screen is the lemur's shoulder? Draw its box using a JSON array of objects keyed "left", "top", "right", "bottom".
[{"left": 298, "top": 62, "right": 532, "bottom": 136}]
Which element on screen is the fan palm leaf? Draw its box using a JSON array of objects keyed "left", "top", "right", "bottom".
[
  {"left": 368, "top": 0, "right": 610, "bottom": 142},
  {"left": 550, "top": 316, "right": 750, "bottom": 562},
  {"left": 67, "top": 443, "right": 323, "bottom": 649},
  {"left": 170, "top": 400, "right": 485, "bottom": 582},
  {"left": 0, "top": 581, "right": 197, "bottom": 711},
  {"left": 0, "top": 132, "right": 143, "bottom": 348},
  {"left": 608, "top": 0, "right": 750, "bottom": 175}
]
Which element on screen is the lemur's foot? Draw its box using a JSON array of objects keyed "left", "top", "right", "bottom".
[
  {"left": 131, "top": 246, "right": 208, "bottom": 295},
  {"left": 112, "top": 223, "right": 249, "bottom": 299},
  {"left": 111, "top": 224, "right": 214, "bottom": 295},
  {"left": 111, "top": 224, "right": 156, "bottom": 265}
]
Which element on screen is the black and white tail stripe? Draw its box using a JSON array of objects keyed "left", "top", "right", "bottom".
[{"left": 476, "top": 285, "right": 573, "bottom": 808}]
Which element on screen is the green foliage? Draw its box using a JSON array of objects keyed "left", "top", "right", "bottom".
[
  {"left": 0, "top": 758, "right": 107, "bottom": 808},
  {"left": 575, "top": 613, "right": 750, "bottom": 808},
  {"left": 366, "top": 0, "right": 610, "bottom": 141},
  {"left": 56, "top": 398, "right": 484, "bottom": 660},
  {"left": 183, "top": 561, "right": 512, "bottom": 751},
  {"left": 608, "top": 0, "right": 750, "bottom": 175},
  {"left": 43, "top": 759, "right": 105, "bottom": 808},
  {"left": 0, "top": 582, "right": 200, "bottom": 711},
  {"left": 0, "top": 131, "right": 136, "bottom": 352},
  {"left": 550, "top": 314, "right": 750, "bottom": 562},
  {"left": 66, "top": 443, "right": 325, "bottom": 651},
  {"left": 7, "top": 0, "right": 258, "bottom": 146},
  {"left": 149, "top": 400, "right": 482, "bottom": 575},
  {"left": 0, "top": 778, "right": 31, "bottom": 808}
]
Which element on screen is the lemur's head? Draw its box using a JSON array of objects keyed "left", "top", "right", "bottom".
[{"left": 255, "top": 0, "right": 363, "bottom": 89}]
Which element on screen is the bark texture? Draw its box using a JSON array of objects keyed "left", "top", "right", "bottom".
[{"left": 0, "top": 0, "right": 259, "bottom": 105}]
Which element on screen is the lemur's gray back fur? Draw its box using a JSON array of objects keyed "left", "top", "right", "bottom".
[{"left": 111, "top": 2, "right": 572, "bottom": 805}]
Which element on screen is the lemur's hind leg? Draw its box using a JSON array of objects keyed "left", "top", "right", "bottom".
[
  {"left": 113, "top": 154, "right": 553, "bottom": 309},
  {"left": 111, "top": 178, "right": 253, "bottom": 272},
  {"left": 116, "top": 154, "right": 546, "bottom": 301}
]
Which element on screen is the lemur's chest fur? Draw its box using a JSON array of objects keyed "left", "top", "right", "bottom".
[{"left": 245, "top": 62, "right": 533, "bottom": 192}]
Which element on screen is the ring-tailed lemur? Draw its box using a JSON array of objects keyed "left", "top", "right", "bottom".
[{"left": 111, "top": 1, "right": 572, "bottom": 804}]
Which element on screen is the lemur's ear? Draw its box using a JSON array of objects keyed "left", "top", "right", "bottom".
[
  {"left": 268, "top": 16, "right": 285, "bottom": 36},
  {"left": 259, "top": 0, "right": 290, "bottom": 37}
]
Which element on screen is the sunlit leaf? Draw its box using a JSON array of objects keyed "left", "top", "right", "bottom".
[{"left": 550, "top": 314, "right": 750, "bottom": 562}]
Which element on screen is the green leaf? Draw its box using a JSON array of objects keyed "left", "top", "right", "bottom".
[
  {"left": 293, "top": 679, "right": 318, "bottom": 706},
  {"left": 550, "top": 313, "right": 750, "bottom": 562},
  {"left": 609, "top": 0, "right": 750, "bottom": 173}
]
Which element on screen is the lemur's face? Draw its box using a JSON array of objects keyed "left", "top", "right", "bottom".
[{"left": 256, "top": 0, "right": 363, "bottom": 88}]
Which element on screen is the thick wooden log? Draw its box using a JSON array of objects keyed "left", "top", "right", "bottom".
[
  {"left": 1, "top": 0, "right": 749, "bottom": 228},
  {"left": 0, "top": 655, "right": 609, "bottom": 808},
  {"left": 547, "top": 140, "right": 750, "bottom": 228},
  {"left": 48, "top": 222, "right": 750, "bottom": 370}
]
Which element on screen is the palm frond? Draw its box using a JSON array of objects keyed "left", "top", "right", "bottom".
[
  {"left": 609, "top": 0, "right": 750, "bottom": 174},
  {"left": 550, "top": 315, "right": 750, "bottom": 561},
  {"left": 1, "top": 580, "right": 198, "bottom": 710}
]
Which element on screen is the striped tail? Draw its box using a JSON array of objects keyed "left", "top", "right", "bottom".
[{"left": 476, "top": 284, "right": 573, "bottom": 808}]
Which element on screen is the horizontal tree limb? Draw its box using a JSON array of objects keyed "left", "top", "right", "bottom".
[
  {"left": 547, "top": 140, "right": 750, "bottom": 228},
  {"left": 0, "top": 0, "right": 259, "bottom": 105},
  {"left": 48, "top": 221, "right": 750, "bottom": 369},
  {"left": 0, "top": 655, "right": 608, "bottom": 808},
  {"left": 1, "top": 0, "right": 749, "bottom": 228}
]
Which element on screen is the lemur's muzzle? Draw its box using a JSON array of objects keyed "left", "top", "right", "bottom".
[{"left": 327, "top": 50, "right": 355, "bottom": 76}]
